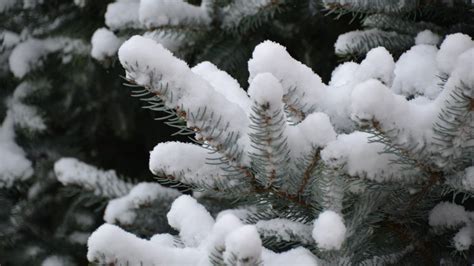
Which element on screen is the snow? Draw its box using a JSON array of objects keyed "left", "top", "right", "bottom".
[
  {"left": 90, "top": 28, "right": 122, "bottom": 61},
  {"left": 415, "top": 30, "right": 440, "bottom": 46},
  {"left": 248, "top": 40, "right": 354, "bottom": 130},
  {"left": 87, "top": 223, "right": 202, "bottom": 265},
  {"left": 41, "top": 255, "right": 75, "bottom": 266},
  {"left": 54, "top": 158, "right": 132, "bottom": 198},
  {"left": 262, "top": 247, "right": 319, "bottom": 266},
  {"left": 356, "top": 47, "right": 394, "bottom": 86},
  {"left": 345, "top": 46, "right": 472, "bottom": 167},
  {"left": 223, "top": 225, "right": 262, "bottom": 265},
  {"left": 256, "top": 218, "right": 313, "bottom": 244},
  {"left": 248, "top": 40, "right": 325, "bottom": 116},
  {"left": 150, "top": 233, "right": 179, "bottom": 247},
  {"left": 192, "top": 61, "right": 250, "bottom": 113},
  {"left": 199, "top": 212, "right": 246, "bottom": 265},
  {"left": 446, "top": 47, "right": 474, "bottom": 91},
  {"left": 104, "top": 182, "right": 181, "bottom": 225},
  {"left": 105, "top": 1, "right": 140, "bottom": 30},
  {"left": 316, "top": 47, "right": 396, "bottom": 131},
  {"left": 206, "top": 213, "right": 243, "bottom": 250},
  {"left": 453, "top": 225, "right": 472, "bottom": 251},
  {"left": 0, "top": 113, "right": 33, "bottom": 188},
  {"left": 139, "top": 0, "right": 211, "bottom": 29},
  {"left": 312, "top": 210, "right": 346, "bottom": 250},
  {"left": 89, "top": 201, "right": 323, "bottom": 265},
  {"left": 119, "top": 35, "right": 208, "bottom": 99},
  {"left": 429, "top": 202, "right": 468, "bottom": 229},
  {"left": 248, "top": 72, "right": 284, "bottom": 107},
  {"left": 167, "top": 195, "right": 215, "bottom": 247},
  {"left": 8, "top": 97, "right": 46, "bottom": 132},
  {"left": 0, "top": 31, "right": 20, "bottom": 76},
  {"left": 351, "top": 79, "right": 437, "bottom": 147},
  {"left": 9, "top": 39, "right": 46, "bottom": 78},
  {"left": 1, "top": 30, "right": 20, "bottom": 49},
  {"left": 329, "top": 62, "right": 359, "bottom": 87},
  {"left": 119, "top": 35, "right": 214, "bottom": 105},
  {"left": 321, "top": 132, "right": 413, "bottom": 182},
  {"left": 409, "top": 96, "right": 432, "bottom": 105},
  {"left": 287, "top": 112, "right": 337, "bottom": 158},
  {"left": 325, "top": 87, "right": 360, "bottom": 132},
  {"left": 9, "top": 38, "right": 88, "bottom": 78},
  {"left": 294, "top": 113, "right": 337, "bottom": 148},
  {"left": 149, "top": 142, "right": 225, "bottom": 186},
  {"left": 248, "top": 41, "right": 397, "bottom": 131},
  {"left": 392, "top": 44, "right": 441, "bottom": 99},
  {"left": 12, "top": 81, "right": 40, "bottom": 100},
  {"left": 436, "top": 33, "right": 473, "bottom": 75}
]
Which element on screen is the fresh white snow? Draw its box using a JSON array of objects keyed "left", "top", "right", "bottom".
[
  {"left": 415, "top": 30, "right": 440, "bottom": 46},
  {"left": 54, "top": 158, "right": 132, "bottom": 198},
  {"left": 91, "top": 28, "right": 123, "bottom": 60},
  {"left": 104, "top": 182, "right": 181, "bottom": 225},
  {"left": 436, "top": 33, "right": 473, "bottom": 75},
  {"left": 312, "top": 210, "right": 346, "bottom": 250}
]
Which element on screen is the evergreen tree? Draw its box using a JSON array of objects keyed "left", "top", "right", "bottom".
[{"left": 1, "top": 0, "right": 473, "bottom": 265}]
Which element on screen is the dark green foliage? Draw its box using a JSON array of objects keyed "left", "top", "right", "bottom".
[
  {"left": 324, "top": 0, "right": 474, "bottom": 59},
  {"left": 109, "top": 0, "right": 358, "bottom": 84},
  {"left": 0, "top": 1, "right": 183, "bottom": 264}
]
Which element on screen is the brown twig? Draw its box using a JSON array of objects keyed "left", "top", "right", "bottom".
[{"left": 297, "top": 149, "right": 320, "bottom": 196}]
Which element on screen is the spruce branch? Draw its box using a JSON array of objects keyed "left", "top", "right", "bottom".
[
  {"left": 297, "top": 147, "right": 321, "bottom": 197},
  {"left": 433, "top": 81, "right": 474, "bottom": 171},
  {"left": 119, "top": 40, "right": 248, "bottom": 165},
  {"left": 54, "top": 158, "right": 133, "bottom": 199},
  {"left": 335, "top": 28, "right": 413, "bottom": 58},
  {"left": 248, "top": 82, "right": 291, "bottom": 189}
]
